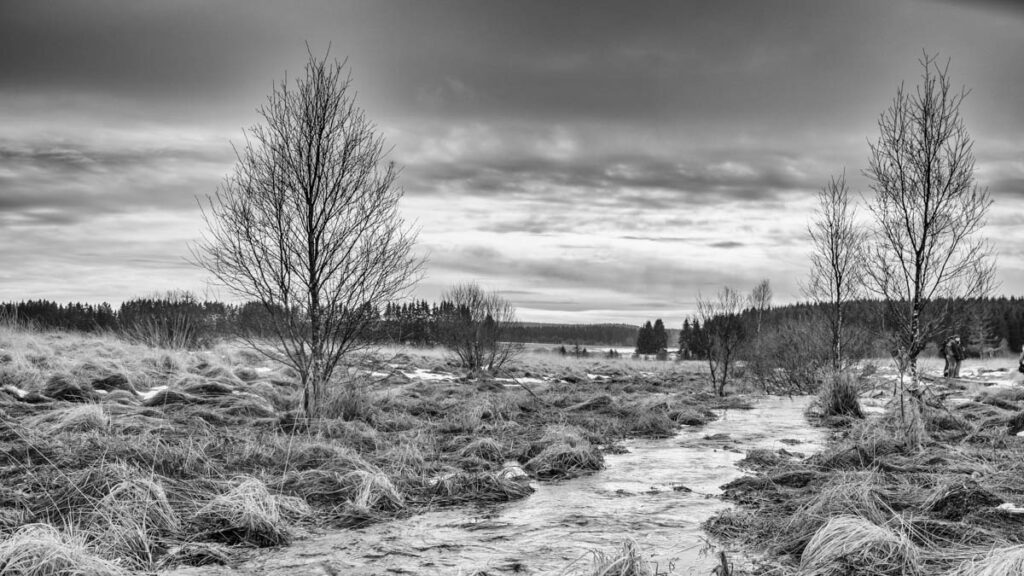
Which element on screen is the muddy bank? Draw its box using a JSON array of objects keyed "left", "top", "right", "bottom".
[{"left": 163, "top": 396, "right": 824, "bottom": 576}]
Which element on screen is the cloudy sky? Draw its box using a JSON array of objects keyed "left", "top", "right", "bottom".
[{"left": 2, "top": 0, "right": 1023, "bottom": 324}]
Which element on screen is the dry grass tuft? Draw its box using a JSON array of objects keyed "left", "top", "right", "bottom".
[
  {"left": 923, "top": 478, "right": 1002, "bottom": 521},
  {"left": 815, "top": 370, "right": 864, "bottom": 419},
  {"left": 427, "top": 471, "right": 534, "bottom": 505},
  {"left": 525, "top": 441, "right": 603, "bottom": 479},
  {"left": 800, "top": 516, "right": 920, "bottom": 576},
  {"left": 345, "top": 469, "right": 405, "bottom": 512},
  {"left": 25, "top": 404, "right": 109, "bottom": 434},
  {"left": 458, "top": 437, "right": 505, "bottom": 463},
  {"left": 581, "top": 539, "right": 655, "bottom": 576},
  {"left": 951, "top": 544, "right": 1024, "bottom": 576},
  {"left": 193, "top": 477, "right": 291, "bottom": 547},
  {"left": 0, "top": 523, "right": 128, "bottom": 576}
]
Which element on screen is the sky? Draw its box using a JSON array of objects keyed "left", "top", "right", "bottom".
[{"left": 1, "top": 0, "right": 1023, "bottom": 324}]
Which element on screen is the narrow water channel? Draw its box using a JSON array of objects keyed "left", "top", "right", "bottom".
[{"left": 167, "top": 396, "right": 823, "bottom": 576}]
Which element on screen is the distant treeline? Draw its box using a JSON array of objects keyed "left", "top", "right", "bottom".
[
  {"left": 680, "top": 297, "right": 1024, "bottom": 358},
  {"left": 7, "top": 295, "right": 1024, "bottom": 355},
  {"left": 0, "top": 297, "right": 640, "bottom": 348}
]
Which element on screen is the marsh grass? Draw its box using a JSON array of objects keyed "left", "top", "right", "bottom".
[
  {"left": 193, "top": 477, "right": 292, "bottom": 547},
  {"left": 577, "top": 539, "right": 655, "bottom": 576},
  {"left": 0, "top": 326, "right": 731, "bottom": 569},
  {"left": 0, "top": 523, "right": 129, "bottom": 576},
  {"left": 800, "top": 516, "right": 920, "bottom": 576}
]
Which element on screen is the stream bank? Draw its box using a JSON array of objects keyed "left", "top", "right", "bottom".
[{"left": 165, "top": 396, "right": 824, "bottom": 576}]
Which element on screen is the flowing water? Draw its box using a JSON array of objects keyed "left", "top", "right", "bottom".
[{"left": 167, "top": 396, "right": 824, "bottom": 576}]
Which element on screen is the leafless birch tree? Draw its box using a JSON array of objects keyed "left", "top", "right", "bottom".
[
  {"left": 193, "top": 50, "right": 421, "bottom": 417},
  {"left": 805, "top": 171, "right": 867, "bottom": 370},
  {"left": 866, "top": 53, "right": 995, "bottom": 380},
  {"left": 747, "top": 279, "right": 772, "bottom": 387}
]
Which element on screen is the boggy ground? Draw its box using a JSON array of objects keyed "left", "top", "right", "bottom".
[
  {"left": 0, "top": 327, "right": 749, "bottom": 575},
  {"left": 704, "top": 364, "right": 1024, "bottom": 576}
]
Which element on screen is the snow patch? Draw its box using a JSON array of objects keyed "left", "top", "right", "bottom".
[
  {"left": 2, "top": 386, "right": 27, "bottom": 398},
  {"left": 405, "top": 368, "right": 458, "bottom": 382},
  {"left": 140, "top": 385, "right": 168, "bottom": 401},
  {"left": 496, "top": 377, "right": 545, "bottom": 385},
  {"left": 998, "top": 502, "right": 1024, "bottom": 514}
]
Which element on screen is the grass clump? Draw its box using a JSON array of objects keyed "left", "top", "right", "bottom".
[
  {"left": 525, "top": 441, "right": 603, "bottom": 479},
  {"left": 25, "top": 404, "right": 109, "bottom": 434},
  {"left": 458, "top": 437, "right": 505, "bottom": 463},
  {"left": 951, "top": 544, "right": 1024, "bottom": 576},
  {"left": 427, "top": 471, "right": 534, "bottom": 505},
  {"left": 193, "top": 477, "right": 292, "bottom": 547},
  {"left": 0, "top": 523, "right": 128, "bottom": 576},
  {"left": 815, "top": 370, "right": 864, "bottom": 419},
  {"left": 577, "top": 539, "right": 655, "bottom": 576},
  {"left": 800, "top": 516, "right": 920, "bottom": 576}
]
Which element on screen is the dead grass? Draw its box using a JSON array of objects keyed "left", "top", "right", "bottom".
[
  {"left": 193, "top": 477, "right": 292, "bottom": 547},
  {"left": 0, "top": 326, "right": 732, "bottom": 568},
  {"left": 800, "top": 516, "right": 920, "bottom": 576},
  {"left": 0, "top": 523, "right": 128, "bottom": 576}
]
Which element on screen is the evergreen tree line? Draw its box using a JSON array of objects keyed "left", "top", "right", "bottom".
[{"left": 0, "top": 297, "right": 639, "bottom": 348}]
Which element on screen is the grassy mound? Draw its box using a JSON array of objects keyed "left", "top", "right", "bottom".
[
  {"left": 526, "top": 442, "right": 604, "bottom": 479},
  {"left": 0, "top": 523, "right": 128, "bottom": 576},
  {"left": 193, "top": 477, "right": 292, "bottom": 547},
  {"left": 427, "top": 471, "right": 534, "bottom": 505},
  {"left": 800, "top": 516, "right": 919, "bottom": 576}
]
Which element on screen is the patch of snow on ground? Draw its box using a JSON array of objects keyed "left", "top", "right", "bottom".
[
  {"left": 587, "top": 373, "right": 610, "bottom": 381},
  {"left": 998, "top": 502, "right": 1024, "bottom": 514},
  {"left": 3, "top": 386, "right": 27, "bottom": 398},
  {"left": 496, "top": 377, "right": 545, "bottom": 385},
  {"left": 404, "top": 368, "right": 458, "bottom": 382},
  {"left": 255, "top": 367, "right": 272, "bottom": 374},
  {"left": 140, "top": 385, "right": 167, "bottom": 401}
]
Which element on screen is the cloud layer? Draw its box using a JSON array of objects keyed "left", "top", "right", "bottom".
[{"left": 1, "top": 0, "right": 1022, "bottom": 323}]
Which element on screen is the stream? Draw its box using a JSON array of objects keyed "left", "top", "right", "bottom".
[{"left": 167, "top": 396, "right": 824, "bottom": 576}]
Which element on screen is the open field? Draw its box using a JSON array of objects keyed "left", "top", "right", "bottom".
[{"left": 0, "top": 326, "right": 750, "bottom": 574}]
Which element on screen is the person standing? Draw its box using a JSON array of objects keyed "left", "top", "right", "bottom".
[
  {"left": 943, "top": 335, "right": 962, "bottom": 378},
  {"left": 950, "top": 335, "right": 964, "bottom": 378}
]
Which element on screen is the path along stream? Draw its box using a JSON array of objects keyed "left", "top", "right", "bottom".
[{"left": 167, "top": 396, "right": 824, "bottom": 576}]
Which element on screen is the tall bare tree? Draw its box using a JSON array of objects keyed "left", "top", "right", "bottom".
[
  {"left": 805, "top": 171, "right": 867, "bottom": 370},
  {"left": 696, "top": 286, "right": 745, "bottom": 396},
  {"left": 747, "top": 279, "right": 772, "bottom": 387},
  {"left": 866, "top": 53, "right": 995, "bottom": 380},
  {"left": 436, "top": 282, "right": 521, "bottom": 374},
  {"left": 193, "top": 50, "right": 421, "bottom": 417}
]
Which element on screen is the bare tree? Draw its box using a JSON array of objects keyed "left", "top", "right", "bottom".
[
  {"left": 804, "top": 171, "right": 868, "bottom": 370},
  {"left": 865, "top": 53, "right": 995, "bottom": 381},
  {"left": 746, "top": 279, "right": 772, "bottom": 388},
  {"left": 696, "top": 286, "right": 745, "bottom": 396},
  {"left": 436, "top": 282, "right": 521, "bottom": 374},
  {"left": 193, "top": 50, "right": 421, "bottom": 417}
]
